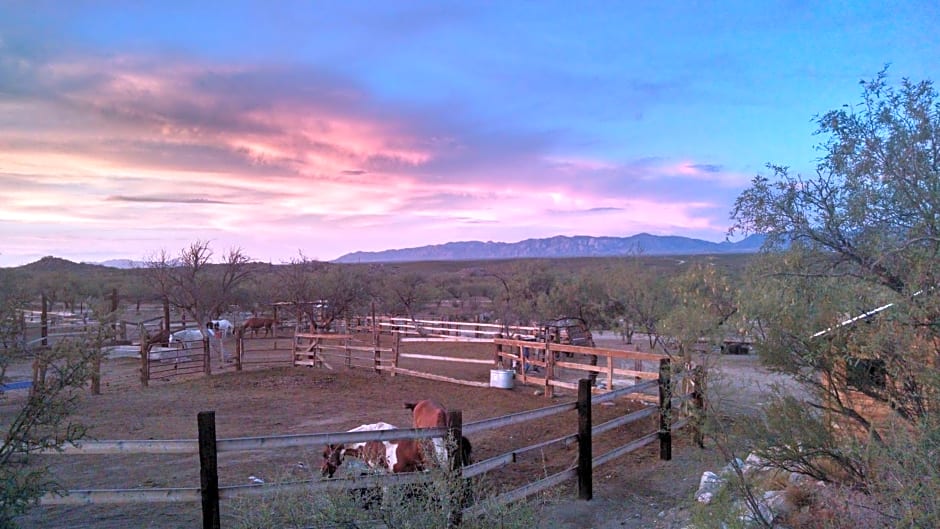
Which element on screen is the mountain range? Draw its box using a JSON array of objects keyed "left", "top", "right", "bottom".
[
  {"left": 333, "top": 233, "right": 766, "bottom": 263},
  {"left": 6, "top": 234, "right": 767, "bottom": 270}
]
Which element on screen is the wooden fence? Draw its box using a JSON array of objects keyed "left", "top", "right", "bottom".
[
  {"left": 283, "top": 320, "right": 670, "bottom": 397},
  {"left": 291, "top": 332, "right": 390, "bottom": 372},
  {"left": 374, "top": 316, "right": 539, "bottom": 342},
  {"left": 493, "top": 336, "right": 666, "bottom": 398},
  {"left": 37, "top": 360, "right": 705, "bottom": 529},
  {"left": 27, "top": 316, "right": 670, "bottom": 403}
]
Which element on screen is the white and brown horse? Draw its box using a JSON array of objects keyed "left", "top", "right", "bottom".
[
  {"left": 321, "top": 422, "right": 422, "bottom": 477},
  {"left": 321, "top": 421, "right": 471, "bottom": 478}
]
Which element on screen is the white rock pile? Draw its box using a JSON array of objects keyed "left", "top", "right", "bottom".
[{"left": 694, "top": 452, "right": 823, "bottom": 527}]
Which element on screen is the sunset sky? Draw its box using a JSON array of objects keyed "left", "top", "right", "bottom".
[{"left": 1, "top": 2, "right": 937, "bottom": 267}]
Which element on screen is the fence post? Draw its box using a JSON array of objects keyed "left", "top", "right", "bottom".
[
  {"left": 139, "top": 324, "right": 149, "bottom": 388},
  {"left": 446, "top": 410, "right": 464, "bottom": 472},
  {"left": 235, "top": 328, "right": 243, "bottom": 372},
  {"left": 577, "top": 378, "right": 593, "bottom": 500},
  {"left": 544, "top": 342, "right": 555, "bottom": 399},
  {"left": 606, "top": 353, "right": 614, "bottom": 391},
  {"left": 373, "top": 328, "right": 381, "bottom": 373},
  {"left": 198, "top": 411, "right": 221, "bottom": 529},
  {"left": 41, "top": 293, "right": 48, "bottom": 347},
  {"left": 493, "top": 334, "right": 503, "bottom": 367},
  {"left": 310, "top": 331, "right": 323, "bottom": 367},
  {"left": 391, "top": 332, "right": 400, "bottom": 376},
  {"left": 372, "top": 302, "right": 381, "bottom": 373},
  {"left": 692, "top": 365, "right": 706, "bottom": 449},
  {"left": 291, "top": 332, "right": 299, "bottom": 367},
  {"left": 204, "top": 338, "right": 212, "bottom": 376},
  {"left": 445, "top": 410, "right": 464, "bottom": 528},
  {"left": 658, "top": 358, "right": 672, "bottom": 461}
]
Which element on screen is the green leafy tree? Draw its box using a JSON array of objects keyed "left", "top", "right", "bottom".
[
  {"left": 499, "top": 261, "right": 558, "bottom": 325},
  {"left": 1, "top": 271, "right": 113, "bottom": 527},
  {"left": 540, "top": 272, "right": 607, "bottom": 328},
  {"left": 661, "top": 261, "right": 740, "bottom": 361},
  {"left": 732, "top": 70, "right": 940, "bottom": 432},
  {"left": 725, "top": 70, "right": 940, "bottom": 526},
  {"left": 383, "top": 271, "right": 432, "bottom": 322},
  {"left": 0, "top": 272, "right": 28, "bottom": 352},
  {"left": 307, "top": 265, "right": 371, "bottom": 331},
  {"left": 606, "top": 258, "right": 674, "bottom": 348}
]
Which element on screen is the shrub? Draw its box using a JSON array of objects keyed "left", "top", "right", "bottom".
[{"left": 227, "top": 464, "right": 537, "bottom": 529}]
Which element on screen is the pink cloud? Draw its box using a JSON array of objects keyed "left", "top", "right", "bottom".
[{"left": 0, "top": 52, "right": 743, "bottom": 266}]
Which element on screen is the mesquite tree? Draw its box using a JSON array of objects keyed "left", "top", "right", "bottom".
[
  {"left": 732, "top": 70, "right": 940, "bottom": 432},
  {"left": 725, "top": 71, "right": 940, "bottom": 526},
  {"left": 147, "top": 240, "right": 252, "bottom": 329}
]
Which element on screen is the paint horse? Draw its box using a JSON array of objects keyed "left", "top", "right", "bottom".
[
  {"left": 242, "top": 316, "right": 275, "bottom": 338},
  {"left": 321, "top": 421, "right": 472, "bottom": 477},
  {"left": 321, "top": 422, "right": 425, "bottom": 477}
]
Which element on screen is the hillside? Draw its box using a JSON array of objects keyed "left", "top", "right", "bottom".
[
  {"left": 334, "top": 233, "right": 765, "bottom": 263},
  {"left": 15, "top": 256, "right": 111, "bottom": 274}
]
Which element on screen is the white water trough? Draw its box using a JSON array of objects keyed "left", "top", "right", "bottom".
[{"left": 489, "top": 369, "right": 515, "bottom": 389}]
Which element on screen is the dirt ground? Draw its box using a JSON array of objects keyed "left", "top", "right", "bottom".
[{"left": 3, "top": 332, "right": 787, "bottom": 529}]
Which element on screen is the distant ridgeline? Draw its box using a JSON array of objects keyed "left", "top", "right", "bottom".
[
  {"left": 6, "top": 234, "right": 767, "bottom": 270},
  {"left": 333, "top": 233, "right": 767, "bottom": 263}
]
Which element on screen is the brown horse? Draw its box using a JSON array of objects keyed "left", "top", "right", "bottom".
[
  {"left": 242, "top": 317, "right": 275, "bottom": 338},
  {"left": 404, "top": 400, "right": 472, "bottom": 467}
]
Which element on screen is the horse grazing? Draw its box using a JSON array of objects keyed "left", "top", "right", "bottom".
[
  {"left": 242, "top": 317, "right": 275, "bottom": 338},
  {"left": 404, "top": 400, "right": 472, "bottom": 467},
  {"left": 321, "top": 422, "right": 409, "bottom": 477},
  {"left": 321, "top": 422, "right": 471, "bottom": 478}
]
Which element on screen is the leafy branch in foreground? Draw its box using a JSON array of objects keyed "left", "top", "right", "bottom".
[{"left": 1, "top": 288, "right": 112, "bottom": 527}]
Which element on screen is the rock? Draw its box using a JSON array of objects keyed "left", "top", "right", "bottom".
[
  {"left": 745, "top": 453, "right": 767, "bottom": 466},
  {"left": 788, "top": 471, "right": 811, "bottom": 484},
  {"left": 764, "top": 489, "right": 794, "bottom": 519},
  {"left": 743, "top": 452, "right": 769, "bottom": 476},
  {"left": 720, "top": 457, "right": 745, "bottom": 477},
  {"left": 696, "top": 471, "right": 723, "bottom": 504}
]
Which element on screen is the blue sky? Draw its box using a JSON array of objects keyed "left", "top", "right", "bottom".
[{"left": 1, "top": 1, "right": 937, "bottom": 266}]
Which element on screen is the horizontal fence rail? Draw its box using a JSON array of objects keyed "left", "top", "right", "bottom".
[
  {"left": 41, "top": 487, "right": 202, "bottom": 506},
  {"left": 45, "top": 427, "right": 448, "bottom": 456}
]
